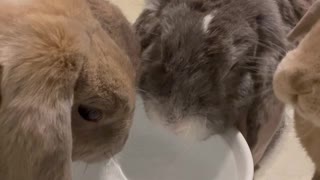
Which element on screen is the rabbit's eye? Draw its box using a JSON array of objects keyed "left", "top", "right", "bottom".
[{"left": 78, "top": 105, "right": 103, "bottom": 122}]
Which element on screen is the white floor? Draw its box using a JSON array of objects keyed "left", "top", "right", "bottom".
[{"left": 111, "top": 1, "right": 315, "bottom": 179}]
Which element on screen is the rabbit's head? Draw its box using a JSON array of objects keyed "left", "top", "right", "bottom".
[
  {"left": 0, "top": 0, "right": 137, "bottom": 167},
  {"left": 71, "top": 0, "right": 138, "bottom": 162},
  {"left": 71, "top": 28, "right": 136, "bottom": 162},
  {"left": 273, "top": 0, "right": 320, "bottom": 126}
]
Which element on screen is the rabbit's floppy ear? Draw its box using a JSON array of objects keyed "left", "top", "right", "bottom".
[
  {"left": 0, "top": 13, "right": 88, "bottom": 180},
  {"left": 87, "top": 0, "right": 141, "bottom": 73},
  {"left": 288, "top": 0, "right": 320, "bottom": 42}
]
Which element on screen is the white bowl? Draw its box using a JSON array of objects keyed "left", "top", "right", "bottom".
[{"left": 72, "top": 98, "right": 254, "bottom": 180}]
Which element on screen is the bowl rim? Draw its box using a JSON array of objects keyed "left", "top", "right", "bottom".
[{"left": 222, "top": 128, "right": 254, "bottom": 180}]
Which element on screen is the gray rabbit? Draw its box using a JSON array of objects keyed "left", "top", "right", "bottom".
[{"left": 135, "top": 0, "right": 313, "bottom": 165}]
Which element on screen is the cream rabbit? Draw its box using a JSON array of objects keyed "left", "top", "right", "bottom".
[
  {"left": 273, "top": 1, "right": 320, "bottom": 179},
  {"left": 0, "top": 0, "right": 139, "bottom": 180}
]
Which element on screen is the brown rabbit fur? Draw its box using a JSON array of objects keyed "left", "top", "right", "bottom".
[
  {"left": 0, "top": 0, "right": 139, "bottom": 180},
  {"left": 273, "top": 4, "right": 320, "bottom": 179}
]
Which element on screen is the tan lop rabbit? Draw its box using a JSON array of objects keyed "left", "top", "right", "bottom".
[
  {"left": 273, "top": 1, "right": 320, "bottom": 179},
  {"left": 0, "top": 0, "right": 139, "bottom": 180}
]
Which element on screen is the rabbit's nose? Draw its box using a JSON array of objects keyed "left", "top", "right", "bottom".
[{"left": 273, "top": 64, "right": 312, "bottom": 105}]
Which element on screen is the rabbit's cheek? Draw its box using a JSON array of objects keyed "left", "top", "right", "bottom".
[{"left": 273, "top": 68, "right": 299, "bottom": 104}]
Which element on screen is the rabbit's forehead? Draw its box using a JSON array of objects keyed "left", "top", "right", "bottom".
[
  {"left": 75, "top": 64, "right": 135, "bottom": 107},
  {"left": 73, "top": 25, "right": 136, "bottom": 109}
]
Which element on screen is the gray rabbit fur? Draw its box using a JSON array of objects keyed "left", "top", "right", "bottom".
[{"left": 135, "top": 0, "right": 313, "bottom": 165}]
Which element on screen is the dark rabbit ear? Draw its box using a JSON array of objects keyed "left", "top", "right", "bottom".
[
  {"left": 145, "top": 0, "right": 167, "bottom": 10},
  {"left": 134, "top": 0, "right": 170, "bottom": 50},
  {"left": 0, "top": 16, "right": 87, "bottom": 180},
  {"left": 288, "top": 0, "right": 320, "bottom": 42},
  {"left": 145, "top": 0, "right": 159, "bottom": 10},
  {"left": 134, "top": 8, "right": 161, "bottom": 50}
]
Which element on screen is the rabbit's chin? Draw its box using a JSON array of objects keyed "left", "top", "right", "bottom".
[
  {"left": 170, "top": 117, "right": 213, "bottom": 141},
  {"left": 144, "top": 102, "right": 212, "bottom": 141}
]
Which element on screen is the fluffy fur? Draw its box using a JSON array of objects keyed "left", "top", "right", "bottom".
[
  {"left": 273, "top": 1, "right": 320, "bottom": 178},
  {"left": 135, "top": 0, "right": 312, "bottom": 165},
  {"left": 0, "top": 0, "right": 139, "bottom": 179}
]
